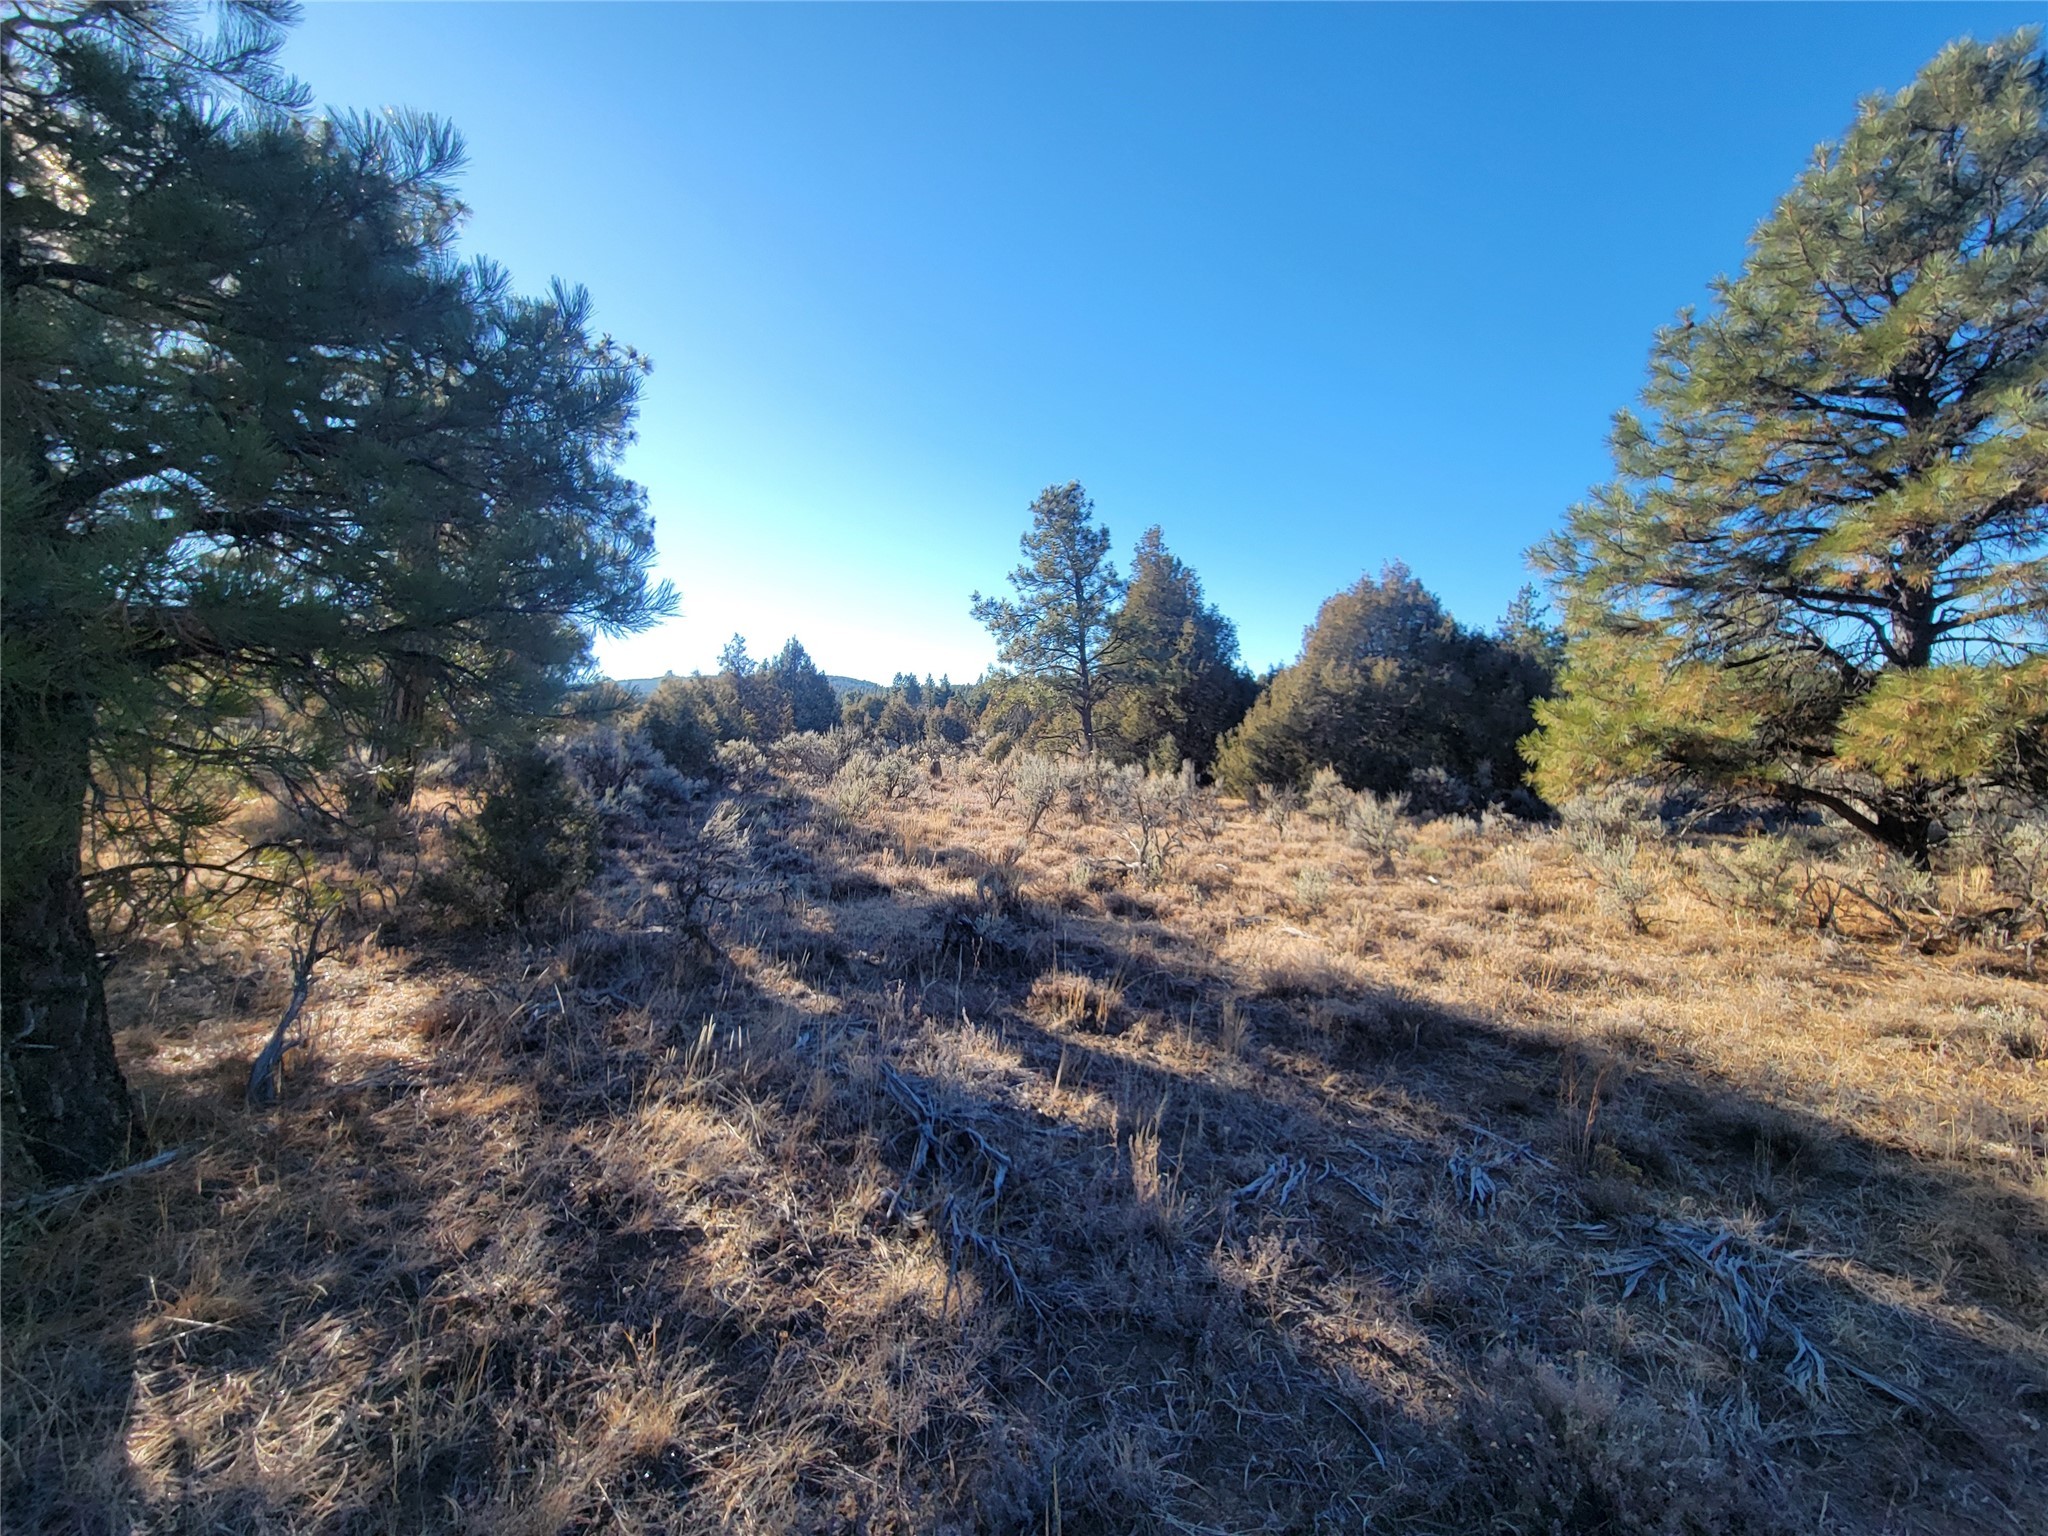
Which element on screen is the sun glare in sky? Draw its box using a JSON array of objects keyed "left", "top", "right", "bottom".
[{"left": 285, "top": 2, "right": 2036, "bottom": 685}]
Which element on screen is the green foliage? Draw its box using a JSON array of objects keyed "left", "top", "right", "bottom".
[
  {"left": 706, "top": 636, "right": 794, "bottom": 744},
  {"left": 876, "top": 693, "right": 926, "bottom": 748},
  {"left": 634, "top": 633, "right": 851, "bottom": 773},
  {"left": 459, "top": 742, "right": 599, "bottom": 922},
  {"left": 635, "top": 676, "right": 721, "bottom": 778},
  {"left": 971, "top": 482, "right": 1130, "bottom": 754},
  {"left": 2, "top": 2, "right": 668, "bottom": 1171},
  {"left": 768, "top": 638, "right": 840, "bottom": 735},
  {"left": 1216, "top": 565, "right": 1550, "bottom": 803},
  {"left": 1528, "top": 32, "right": 2048, "bottom": 863},
  {"left": 1102, "top": 527, "right": 1256, "bottom": 773}
]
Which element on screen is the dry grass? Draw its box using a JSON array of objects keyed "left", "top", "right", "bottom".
[{"left": 5, "top": 758, "right": 2044, "bottom": 1533}]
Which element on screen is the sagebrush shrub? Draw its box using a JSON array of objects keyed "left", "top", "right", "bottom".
[
  {"left": 1294, "top": 866, "right": 1333, "bottom": 913},
  {"left": 1304, "top": 767, "right": 1352, "bottom": 826},
  {"left": 1344, "top": 791, "right": 1410, "bottom": 865},
  {"left": 714, "top": 738, "right": 770, "bottom": 791},
  {"left": 1099, "top": 765, "right": 1191, "bottom": 887},
  {"left": 773, "top": 729, "right": 854, "bottom": 784},
  {"left": 1560, "top": 791, "right": 1663, "bottom": 933},
  {"left": 1701, "top": 833, "right": 1807, "bottom": 926},
  {"left": 831, "top": 755, "right": 880, "bottom": 822},
  {"left": 1013, "top": 754, "right": 1070, "bottom": 838}
]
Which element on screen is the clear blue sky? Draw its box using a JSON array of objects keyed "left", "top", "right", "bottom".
[{"left": 284, "top": 3, "right": 2037, "bottom": 684}]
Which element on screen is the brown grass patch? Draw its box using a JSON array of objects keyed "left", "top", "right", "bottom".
[{"left": 7, "top": 758, "right": 2044, "bottom": 1534}]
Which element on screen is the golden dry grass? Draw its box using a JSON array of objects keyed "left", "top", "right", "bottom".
[{"left": 5, "top": 756, "right": 2044, "bottom": 1533}]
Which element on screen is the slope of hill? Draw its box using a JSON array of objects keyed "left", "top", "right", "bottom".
[{"left": 6, "top": 756, "right": 2041, "bottom": 1533}]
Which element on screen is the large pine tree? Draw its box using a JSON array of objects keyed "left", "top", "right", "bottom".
[
  {"left": 971, "top": 482, "right": 1129, "bottom": 754},
  {"left": 2, "top": 2, "right": 669, "bottom": 1176},
  {"left": 1527, "top": 31, "right": 2048, "bottom": 861}
]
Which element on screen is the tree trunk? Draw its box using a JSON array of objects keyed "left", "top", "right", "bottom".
[
  {"left": 1, "top": 703, "right": 138, "bottom": 1183},
  {"left": 1875, "top": 801, "right": 1935, "bottom": 871}
]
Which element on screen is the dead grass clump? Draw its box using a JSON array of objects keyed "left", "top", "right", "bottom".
[{"left": 1027, "top": 968, "right": 1126, "bottom": 1033}]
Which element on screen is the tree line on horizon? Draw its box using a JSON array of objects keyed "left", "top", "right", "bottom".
[
  {"left": 3, "top": 3, "right": 2041, "bottom": 1183},
  {"left": 613, "top": 497, "right": 1558, "bottom": 820}
]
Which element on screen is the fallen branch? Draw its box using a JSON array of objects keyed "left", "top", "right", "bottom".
[
  {"left": 5, "top": 1146, "right": 187, "bottom": 1216},
  {"left": 246, "top": 912, "right": 333, "bottom": 1107},
  {"left": 1593, "top": 1220, "right": 1951, "bottom": 1417},
  {"left": 878, "top": 1064, "right": 1038, "bottom": 1319}
]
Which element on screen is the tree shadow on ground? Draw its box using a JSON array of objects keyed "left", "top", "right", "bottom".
[{"left": 5, "top": 780, "right": 2042, "bottom": 1534}]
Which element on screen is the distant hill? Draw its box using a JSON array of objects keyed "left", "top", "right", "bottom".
[{"left": 608, "top": 674, "right": 884, "bottom": 700}]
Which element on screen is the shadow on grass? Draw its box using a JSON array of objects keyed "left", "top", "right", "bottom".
[{"left": 5, "top": 779, "right": 2042, "bottom": 1534}]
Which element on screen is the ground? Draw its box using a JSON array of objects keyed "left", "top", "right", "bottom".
[{"left": 5, "top": 754, "right": 2044, "bottom": 1534}]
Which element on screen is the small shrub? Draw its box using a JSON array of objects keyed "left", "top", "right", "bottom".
[
  {"left": 1701, "top": 833, "right": 1805, "bottom": 926},
  {"left": 1405, "top": 765, "right": 1476, "bottom": 818},
  {"left": 664, "top": 799, "right": 750, "bottom": 943},
  {"left": 1490, "top": 844, "right": 1536, "bottom": 891},
  {"left": 1432, "top": 814, "right": 1484, "bottom": 845},
  {"left": 831, "top": 755, "right": 881, "bottom": 823},
  {"left": 1344, "top": 791, "right": 1410, "bottom": 868},
  {"left": 1013, "top": 753, "right": 1071, "bottom": 838},
  {"left": 1294, "top": 865, "right": 1333, "bottom": 913},
  {"left": 459, "top": 741, "right": 599, "bottom": 923},
  {"left": 773, "top": 728, "right": 855, "bottom": 784},
  {"left": 875, "top": 751, "right": 923, "bottom": 801},
  {"left": 971, "top": 845, "right": 1027, "bottom": 918},
  {"left": 1260, "top": 783, "right": 1302, "bottom": 834},
  {"left": 1560, "top": 790, "right": 1665, "bottom": 934},
  {"left": 1962, "top": 805, "right": 2048, "bottom": 963},
  {"left": 1841, "top": 840, "right": 1945, "bottom": 944},
  {"left": 1100, "top": 765, "right": 1191, "bottom": 888},
  {"left": 1304, "top": 767, "right": 1352, "bottom": 826},
  {"left": 713, "top": 739, "right": 769, "bottom": 791},
  {"left": 558, "top": 723, "right": 649, "bottom": 798},
  {"left": 977, "top": 761, "right": 1015, "bottom": 811}
]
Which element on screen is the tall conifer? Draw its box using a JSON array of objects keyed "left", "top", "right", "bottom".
[
  {"left": 1528, "top": 32, "right": 2048, "bottom": 861},
  {"left": 971, "top": 482, "right": 1129, "bottom": 754}
]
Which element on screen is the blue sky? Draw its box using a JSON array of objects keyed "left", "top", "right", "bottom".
[{"left": 285, "top": 3, "right": 2037, "bottom": 684}]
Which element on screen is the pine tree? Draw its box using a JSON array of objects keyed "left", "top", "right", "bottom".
[
  {"left": 706, "top": 636, "right": 792, "bottom": 743},
  {"left": 1527, "top": 32, "right": 2048, "bottom": 862},
  {"left": 2, "top": 3, "right": 669, "bottom": 1176},
  {"left": 768, "top": 638, "right": 839, "bottom": 734},
  {"left": 971, "top": 481, "right": 1129, "bottom": 754},
  {"left": 1106, "top": 527, "right": 1256, "bottom": 772}
]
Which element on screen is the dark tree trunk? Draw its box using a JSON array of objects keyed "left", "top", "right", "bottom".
[
  {"left": 1875, "top": 801, "right": 1935, "bottom": 871},
  {"left": 2, "top": 700, "right": 139, "bottom": 1183}
]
